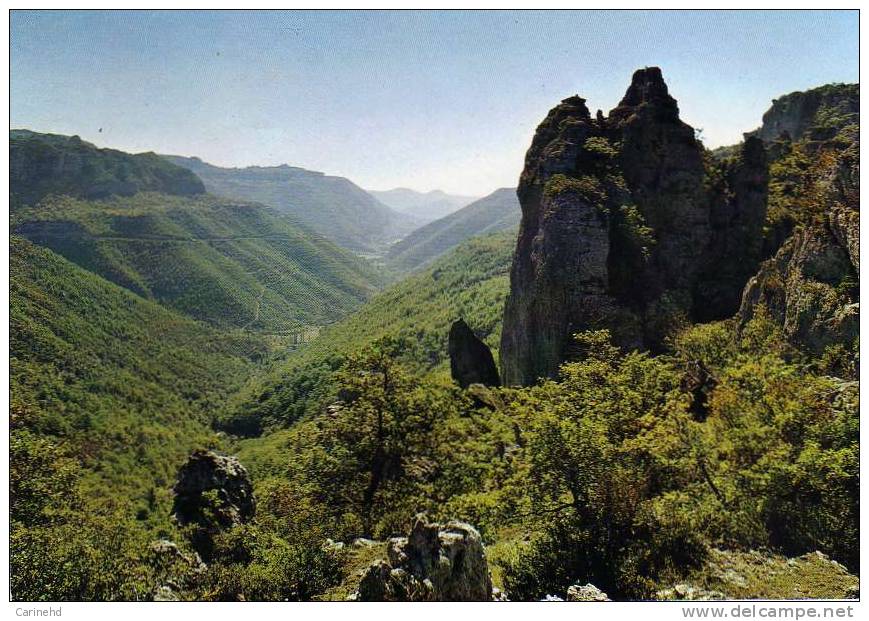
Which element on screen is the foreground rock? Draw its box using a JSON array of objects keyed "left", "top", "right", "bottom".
[
  {"left": 351, "top": 515, "right": 493, "bottom": 601},
  {"left": 172, "top": 449, "right": 255, "bottom": 558},
  {"left": 658, "top": 549, "right": 859, "bottom": 600},
  {"left": 500, "top": 67, "right": 769, "bottom": 385},
  {"left": 566, "top": 583, "right": 611, "bottom": 601},
  {"left": 172, "top": 449, "right": 256, "bottom": 528},
  {"left": 148, "top": 539, "right": 207, "bottom": 601},
  {"left": 448, "top": 319, "right": 500, "bottom": 388}
]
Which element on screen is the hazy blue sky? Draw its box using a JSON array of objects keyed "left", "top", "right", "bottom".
[{"left": 11, "top": 10, "right": 858, "bottom": 195}]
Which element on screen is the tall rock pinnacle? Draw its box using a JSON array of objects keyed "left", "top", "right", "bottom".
[{"left": 500, "top": 68, "right": 769, "bottom": 386}]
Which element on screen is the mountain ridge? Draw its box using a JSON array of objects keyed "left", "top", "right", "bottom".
[{"left": 164, "top": 154, "right": 419, "bottom": 254}]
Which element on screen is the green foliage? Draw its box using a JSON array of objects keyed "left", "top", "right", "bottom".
[
  {"left": 583, "top": 136, "right": 619, "bottom": 159},
  {"left": 198, "top": 523, "right": 344, "bottom": 601},
  {"left": 10, "top": 237, "right": 264, "bottom": 501},
  {"left": 616, "top": 203, "right": 656, "bottom": 257},
  {"left": 544, "top": 174, "right": 608, "bottom": 208}
]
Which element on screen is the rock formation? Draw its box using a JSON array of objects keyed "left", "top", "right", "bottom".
[
  {"left": 352, "top": 515, "right": 493, "bottom": 601},
  {"left": 448, "top": 319, "right": 500, "bottom": 388},
  {"left": 566, "top": 583, "right": 611, "bottom": 601},
  {"left": 172, "top": 449, "right": 256, "bottom": 557},
  {"left": 501, "top": 68, "right": 769, "bottom": 385},
  {"left": 739, "top": 209, "right": 858, "bottom": 357},
  {"left": 739, "top": 98, "right": 858, "bottom": 361},
  {"left": 748, "top": 83, "right": 859, "bottom": 145}
]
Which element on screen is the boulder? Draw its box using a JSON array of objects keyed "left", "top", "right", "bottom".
[
  {"left": 353, "top": 514, "right": 493, "bottom": 601},
  {"left": 656, "top": 584, "right": 725, "bottom": 601},
  {"left": 566, "top": 583, "right": 611, "bottom": 602},
  {"left": 172, "top": 449, "right": 256, "bottom": 530},
  {"left": 448, "top": 319, "right": 500, "bottom": 388}
]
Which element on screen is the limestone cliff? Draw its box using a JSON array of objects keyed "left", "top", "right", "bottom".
[
  {"left": 748, "top": 83, "right": 858, "bottom": 145},
  {"left": 501, "top": 68, "right": 769, "bottom": 385},
  {"left": 739, "top": 129, "right": 859, "bottom": 360}
]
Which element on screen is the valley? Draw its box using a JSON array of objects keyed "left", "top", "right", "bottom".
[{"left": 10, "top": 73, "right": 860, "bottom": 603}]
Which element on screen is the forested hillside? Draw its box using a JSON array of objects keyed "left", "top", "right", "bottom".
[
  {"left": 12, "top": 132, "right": 386, "bottom": 333},
  {"left": 11, "top": 129, "right": 205, "bottom": 205},
  {"left": 165, "top": 155, "right": 419, "bottom": 255}
]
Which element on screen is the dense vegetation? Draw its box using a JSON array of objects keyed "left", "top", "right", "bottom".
[
  {"left": 386, "top": 188, "right": 519, "bottom": 272},
  {"left": 233, "top": 314, "right": 856, "bottom": 601},
  {"left": 165, "top": 155, "right": 418, "bottom": 255},
  {"left": 10, "top": 236, "right": 292, "bottom": 600}
]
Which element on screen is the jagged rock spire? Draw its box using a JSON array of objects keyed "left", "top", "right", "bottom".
[
  {"left": 500, "top": 68, "right": 769, "bottom": 386},
  {"left": 610, "top": 66, "right": 679, "bottom": 121}
]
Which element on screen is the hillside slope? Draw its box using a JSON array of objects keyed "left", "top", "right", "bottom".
[
  {"left": 165, "top": 155, "right": 419, "bottom": 254},
  {"left": 11, "top": 236, "right": 266, "bottom": 506},
  {"left": 386, "top": 188, "right": 520, "bottom": 272},
  {"left": 11, "top": 129, "right": 205, "bottom": 205}
]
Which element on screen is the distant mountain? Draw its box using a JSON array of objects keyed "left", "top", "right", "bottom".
[
  {"left": 164, "top": 155, "right": 419, "bottom": 254},
  {"left": 386, "top": 187, "right": 520, "bottom": 272},
  {"left": 11, "top": 131, "right": 386, "bottom": 333},
  {"left": 368, "top": 187, "right": 479, "bottom": 224}
]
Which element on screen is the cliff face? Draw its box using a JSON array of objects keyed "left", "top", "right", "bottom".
[
  {"left": 739, "top": 131, "right": 859, "bottom": 360},
  {"left": 739, "top": 212, "right": 858, "bottom": 357},
  {"left": 749, "top": 83, "right": 859, "bottom": 144},
  {"left": 501, "top": 68, "right": 769, "bottom": 385}
]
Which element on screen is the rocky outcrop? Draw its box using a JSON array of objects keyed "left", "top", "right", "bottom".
[
  {"left": 749, "top": 83, "right": 858, "bottom": 145},
  {"left": 172, "top": 450, "right": 255, "bottom": 557},
  {"left": 657, "top": 549, "right": 859, "bottom": 600},
  {"left": 352, "top": 515, "right": 493, "bottom": 601},
  {"left": 738, "top": 216, "right": 858, "bottom": 357},
  {"left": 695, "top": 136, "right": 769, "bottom": 319},
  {"left": 448, "top": 319, "right": 500, "bottom": 388},
  {"left": 501, "top": 68, "right": 769, "bottom": 385},
  {"left": 148, "top": 539, "right": 207, "bottom": 601}
]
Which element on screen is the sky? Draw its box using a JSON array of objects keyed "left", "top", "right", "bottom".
[{"left": 11, "top": 10, "right": 859, "bottom": 196}]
